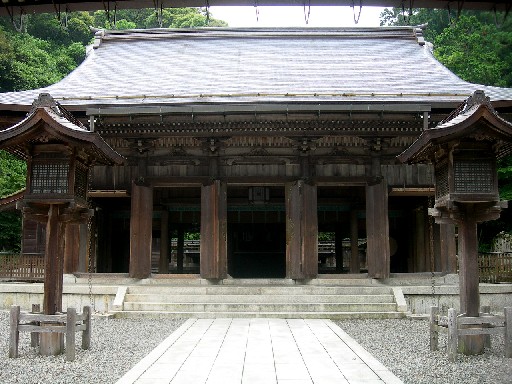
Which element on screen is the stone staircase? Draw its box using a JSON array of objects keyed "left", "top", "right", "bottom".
[{"left": 111, "top": 279, "right": 408, "bottom": 319}]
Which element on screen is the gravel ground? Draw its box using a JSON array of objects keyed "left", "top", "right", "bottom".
[
  {"left": 0, "top": 311, "right": 185, "bottom": 384},
  {"left": 1, "top": 312, "right": 511, "bottom": 384},
  {"left": 336, "top": 318, "right": 512, "bottom": 384}
]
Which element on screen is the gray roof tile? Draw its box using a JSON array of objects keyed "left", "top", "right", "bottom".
[{"left": 1, "top": 27, "right": 511, "bottom": 109}]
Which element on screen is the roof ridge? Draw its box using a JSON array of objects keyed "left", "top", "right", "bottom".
[{"left": 92, "top": 26, "right": 423, "bottom": 48}]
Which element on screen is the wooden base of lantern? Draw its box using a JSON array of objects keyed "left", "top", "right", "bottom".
[{"left": 39, "top": 332, "right": 64, "bottom": 356}]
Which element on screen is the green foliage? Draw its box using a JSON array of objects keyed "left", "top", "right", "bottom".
[
  {"left": 0, "top": 151, "right": 25, "bottom": 252},
  {"left": 0, "top": 150, "right": 26, "bottom": 198},
  {"left": 93, "top": 7, "right": 227, "bottom": 29},
  {"left": 434, "top": 15, "right": 511, "bottom": 87},
  {"left": 0, "top": 212, "right": 22, "bottom": 252}
]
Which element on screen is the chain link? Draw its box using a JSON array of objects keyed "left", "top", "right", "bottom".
[
  {"left": 428, "top": 195, "right": 436, "bottom": 299},
  {"left": 87, "top": 213, "right": 96, "bottom": 313}
]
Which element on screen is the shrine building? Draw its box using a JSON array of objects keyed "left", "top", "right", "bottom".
[{"left": 1, "top": 26, "right": 512, "bottom": 281}]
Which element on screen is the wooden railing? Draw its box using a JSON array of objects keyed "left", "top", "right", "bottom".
[
  {"left": 0, "top": 253, "right": 44, "bottom": 281},
  {"left": 478, "top": 252, "right": 512, "bottom": 284}
]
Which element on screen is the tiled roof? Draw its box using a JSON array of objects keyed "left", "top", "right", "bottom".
[{"left": 1, "top": 27, "right": 512, "bottom": 110}]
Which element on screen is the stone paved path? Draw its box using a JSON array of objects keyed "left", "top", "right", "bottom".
[{"left": 116, "top": 318, "right": 403, "bottom": 384}]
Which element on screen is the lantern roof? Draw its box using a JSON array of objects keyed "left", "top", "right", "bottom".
[
  {"left": 0, "top": 93, "right": 124, "bottom": 165},
  {"left": 398, "top": 90, "right": 512, "bottom": 164}
]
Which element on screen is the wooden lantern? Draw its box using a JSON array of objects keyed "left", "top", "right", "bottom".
[
  {"left": 434, "top": 142, "right": 498, "bottom": 209},
  {"left": 26, "top": 145, "right": 90, "bottom": 206},
  {"left": 0, "top": 93, "right": 123, "bottom": 356},
  {"left": 398, "top": 90, "right": 512, "bottom": 356}
]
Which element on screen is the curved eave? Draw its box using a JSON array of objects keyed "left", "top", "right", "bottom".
[
  {"left": 0, "top": 189, "right": 25, "bottom": 212},
  {"left": 398, "top": 104, "right": 512, "bottom": 164},
  {"left": 0, "top": 107, "right": 124, "bottom": 165}
]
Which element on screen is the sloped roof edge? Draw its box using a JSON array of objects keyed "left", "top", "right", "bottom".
[
  {"left": 0, "top": 93, "right": 124, "bottom": 165},
  {"left": 398, "top": 91, "right": 512, "bottom": 163}
]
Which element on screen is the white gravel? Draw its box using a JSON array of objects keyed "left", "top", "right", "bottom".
[
  {"left": 335, "top": 318, "right": 512, "bottom": 384},
  {"left": 1, "top": 312, "right": 511, "bottom": 383},
  {"left": 0, "top": 311, "right": 185, "bottom": 384}
]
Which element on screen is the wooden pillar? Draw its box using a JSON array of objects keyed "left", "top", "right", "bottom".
[
  {"left": 159, "top": 210, "right": 169, "bottom": 274},
  {"left": 43, "top": 204, "right": 65, "bottom": 315},
  {"left": 414, "top": 207, "right": 426, "bottom": 272},
  {"left": 285, "top": 180, "right": 318, "bottom": 280},
  {"left": 334, "top": 228, "right": 343, "bottom": 273},
  {"left": 41, "top": 204, "right": 65, "bottom": 356},
  {"left": 200, "top": 180, "right": 227, "bottom": 280},
  {"left": 365, "top": 180, "right": 390, "bottom": 279},
  {"left": 63, "top": 224, "right": 79, "bottom": 274},
  {"left": 78, "top": 223, "right": 88, "bottom": 273},
  {"left": 458, "top": 218, "right": 480, "bottom": 317},
  {"left": 440, "top": 223, "right": 457, "bottom": 274},
  {"left": 129, "top": 182, "right": 153, "bottom": 279},
  {"left": 350, "top": 210, "right": 359, "bottom": 274},
  {"left": 177, "top": 226, "right": 185, "bottom": 274},
  {"left": 458, "top": 215, "right": 484, "bottom": 355}
]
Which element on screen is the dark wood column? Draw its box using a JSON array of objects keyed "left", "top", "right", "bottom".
[
  {"left": 414, "top": 207, "right": 427, "bottom": 272},
  {"left": 334, "top": 227, "right": 343, "bottom": 273},
  {"left": 129, "top": 181, "right": 153, "bottom": 279},
  {"left": 159, "top": 210, "right": 169, "bottom": 274},
  {"left": 285, "top": 180, "right": 318, "bottom": 280},
  {"left": 458, "top": 218, "right": 480, "bottom": 317},
  {"left": 44, "top": 204, "right": 65, "bottom": 314},
  {"left": 440, "top": 223, "right": 457, "bottom": 274},
  {"left": 63, "top": 224, "right": 79, "bottom": 274},
  {"left": 177, "top": 226, "right": 185, "bottom": 274},
  {"left": 365, "top": 180, "right": 390, "bottom": 279},
  {"left": 200, "top": 180, "right": 227, "bottom": 280},
  {"left": 350, "top": 210, "right": 359, "bottom": 273}
]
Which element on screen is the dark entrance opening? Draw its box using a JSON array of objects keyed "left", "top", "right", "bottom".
[
  {"left": 228, "top": 223, "right": 286, "bottom": 278},
  {"left": 227, "top": 186, "right": 286, "bottom": 278}
]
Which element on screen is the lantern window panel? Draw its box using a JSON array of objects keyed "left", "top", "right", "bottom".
[
  {"left": 453, "top": 159, "right": 493, "bottom": 194},
  {"left": 30, "top": 161, "right": 69, "bottom": 194},
  {"left": 74, "top": 164, "right": 88, "bottom": 200}
]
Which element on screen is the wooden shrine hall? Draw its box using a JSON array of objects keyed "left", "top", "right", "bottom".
[{"left": 1, "top": 26, "right": 512, "bottom": 281}]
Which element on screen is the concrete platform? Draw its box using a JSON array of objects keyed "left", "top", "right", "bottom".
[{"left": 116, "top": 318, "right": 403, "bottom": 384}]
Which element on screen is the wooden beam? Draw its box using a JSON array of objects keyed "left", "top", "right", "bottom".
[
  {"left": 129, "top": 182, "right": 153, "bottom": 278},
  {"left": 200, "top": 180, "right": 227, "bottom": 279}
]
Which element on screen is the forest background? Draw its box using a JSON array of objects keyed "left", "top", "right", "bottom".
[{"left": 0, "top": 7, "right": 511, "bottom": 251}]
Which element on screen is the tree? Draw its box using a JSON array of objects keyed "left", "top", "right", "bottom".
[{"left": 0, "top": 151, "right": 26, "bottom": 252}]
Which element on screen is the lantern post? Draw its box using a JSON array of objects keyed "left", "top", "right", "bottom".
[
  {"left": 0, "top": 93, "right": 123, "bottom": 356},
  {"left": 398, "top": 90, "right": 512, "bottom": 355}
]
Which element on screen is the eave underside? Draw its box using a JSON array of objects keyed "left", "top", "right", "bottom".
[{"left": 1, "top": 0, "right": 510, "bottom": 16}]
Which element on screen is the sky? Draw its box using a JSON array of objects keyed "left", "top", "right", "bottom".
[{"left": 209, "top": 6, "right": 387, "bottom": 28}]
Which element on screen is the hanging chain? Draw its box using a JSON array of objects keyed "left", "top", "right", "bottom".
[
  {"left": 87, "top": 213, "right": 96, "bottom": 313},
  {"left": 303, "top": 0, "right": 311, "bottom": 25},
  {"left": 351, "top": 0, "right": 362, "bottom": 25},
  {"left": 6, "top": 7, "right": 25, "bottom": 32},
  {"left": 428, "top": 195, "right": 436, "bottom": 298},
  {"left": 87, "top": 168, "right": 96, "bottom": 313},
  {"left": 205, "top": 0, "right": 210, "bottom": 26},
  {"left": 254, "top": 0, "right": 259, "bottom": 22}
]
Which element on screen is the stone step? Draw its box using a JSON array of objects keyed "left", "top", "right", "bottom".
[
  {"left": 111, "top": 310, "right": 406, "bottom": 320},
  {"left": 124, "top": 293, "right": 396, "bottom": 304},
  {"left": 122, "top": 302, "right": 398, "bottom": 313},
  {"left": 125, "top": 285, "right": 393, "bottom": 296}
]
